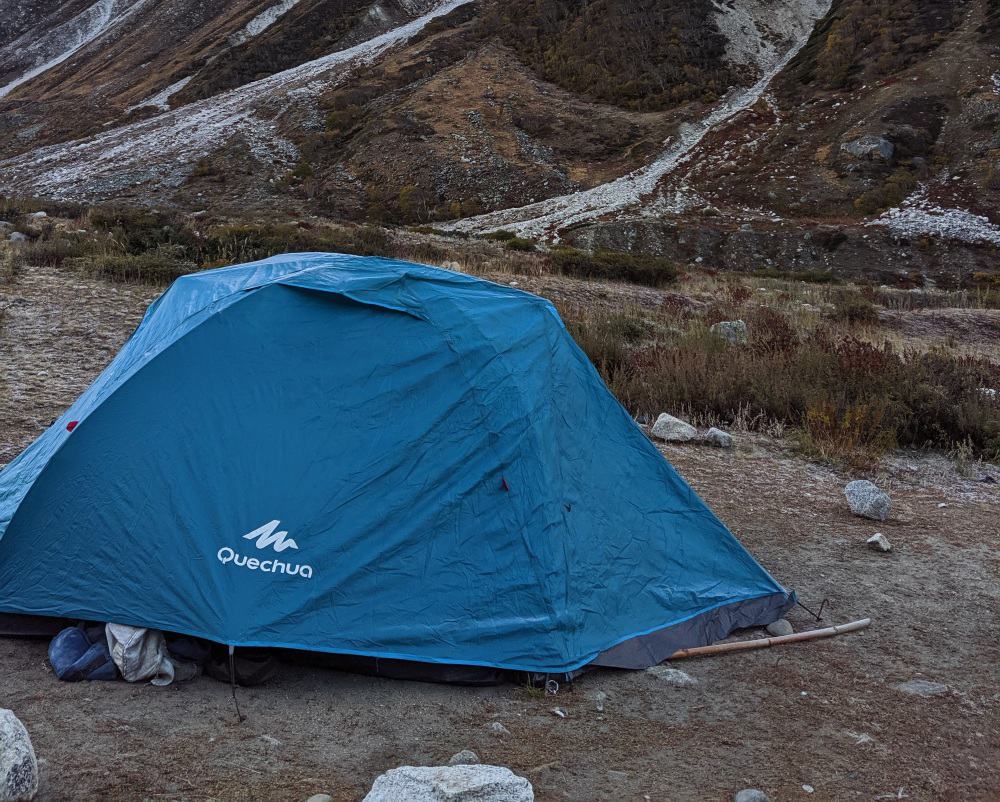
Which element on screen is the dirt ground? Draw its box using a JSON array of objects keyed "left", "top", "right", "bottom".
[{"left": 1, "top": 265, "right": 999, "bottom": 802}]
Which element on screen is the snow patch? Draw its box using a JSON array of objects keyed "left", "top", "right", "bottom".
[
  {"left": 0, "top": 0, "right": 475, "bottom": 198},
  {"left": 231, "top": 0, "right": 305, "bottom": 46},
  {"left": 127, "top": 75, "right": 193, "bottom": 113},
  {"left": 871, "top": 188, "right": 1000, "bottom": 246},
  {"left": 0, "top": 0, "right": 152, "bottom": 99},
  {"left": 442, "top": 1, "right": 832, "bottom": 240},
  {"left": 713, "top": 0, "right": 829, "bottom": 73}
]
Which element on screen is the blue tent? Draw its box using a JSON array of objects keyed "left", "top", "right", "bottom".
[{"left": 0, "top": 253, "right": 792, "bottom": 674}]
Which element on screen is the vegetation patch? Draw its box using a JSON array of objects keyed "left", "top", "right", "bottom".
[{"left": 552, "top": 248, "right": 678, "bottom": 288}]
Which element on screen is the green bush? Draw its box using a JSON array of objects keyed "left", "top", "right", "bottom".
[
  {"left": 551, "top": 247, "right": 677, "bottom": 288},
  {"left": 504, "top": 237, "right": 538, "bottom": 252}
]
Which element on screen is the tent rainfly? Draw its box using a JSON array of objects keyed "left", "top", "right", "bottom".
[{"left": 0, "top": 253, "right": 793, "bottom": 676}]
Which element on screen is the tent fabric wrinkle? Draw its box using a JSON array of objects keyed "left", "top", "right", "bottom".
[{"left": 0, "top": 252, "right": 792, "bottom": 673}]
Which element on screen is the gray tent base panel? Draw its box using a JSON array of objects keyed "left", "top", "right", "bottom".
[
  {"left": 0, "top": 593, "right": 791, "bottom": 684},
  {"left": 593, "top": 591, "right": 795, "bottom": 669}
]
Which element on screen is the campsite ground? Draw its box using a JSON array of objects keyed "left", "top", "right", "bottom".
[{"left": 1, "top": 263, "right": 999, "bottom": 801}]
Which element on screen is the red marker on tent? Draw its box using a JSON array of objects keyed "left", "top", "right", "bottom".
[{"left": 66, "top": 420, "right": 79, "bottom": 432}]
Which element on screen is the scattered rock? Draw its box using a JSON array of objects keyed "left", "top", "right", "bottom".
[
  {"left": 0, "top": 709, "right": 38, "bottom": 802},
  {"left": 766, "top": 619, "right": 793, "bottom": 637},
  {"left": 304, "top": 795, "right": 333, "bottom": 802},
  {"left": 448, "top": 750, "right": 480, "bottom": 766},
  {"left": 592, "top": 691, "right": 606, "bottom": 712},
  {"left": 710, "top": 319, "right": 749, "bottom": 345},
  {"left": 845, "top": 480, "right": 891, "bottom": 521},
  {"left": 8, "top": 232, "right": 28, "bottom": 244},
  {"left": 0, "top": 221, "right": 11, "bottom": 229},
  {"left": 802, "top": 784, "right": 815, "bottom": 794},
  {"left": 651, "top": 413, "right": 697, "bottom": 443},
  {"left": 645, "top": 666, "right": 697, "bottom": 686},
  {"left": 27, "top": 212, "right": 48, "bottom": 220},
  {"left": 894, "top": 679, "right": 949, "bottom": 697},
  {"left": 734, "top": 791, "right": 772, "bottom": 802},
  {"left": 841, "top": 135, "right": 894, "bottom": 162},
  {"left": 550, "top": 707, "right": 567, "bottom": 718},
  {"left": 487, "top": 722, "right": 510, "bottom": 738},
  {"left": 705, "top": 427, "right": 734, "bottom": 448},
  {"left": 867, "top": 533, "right": 892, "bottom": 553},
  {"left": 362, "top": 765, "right": 533, "bottom": 802}
]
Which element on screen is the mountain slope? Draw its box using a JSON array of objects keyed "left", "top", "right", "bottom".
[{"left": 0, "top": 0, "right": 997, "bottom": 285}]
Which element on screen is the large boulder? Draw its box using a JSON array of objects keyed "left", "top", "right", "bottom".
[
  {"left": 705, "top": 427, "right": 734, "bottom": 448},
  {"left": 651, "top": 413, "right": 697, "bottom": 443},
  {"left": 844, "top": 480, "right": 891, "bottom": 521},
  {"left": 0, "top": 710, "right": 38, "bottom": 802},
  {"left": 710, "top": 320, "right": 748, "bottom": 345},
  {"left": 363, "top": 765, "right": 533, "bottom": 802},
  {"left": 841, "top": 135, "right": 894, "bottom": 162}
]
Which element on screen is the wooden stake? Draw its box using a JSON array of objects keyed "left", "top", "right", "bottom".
[{"left": 667, "top": 618, "right": 871, "bottom": 661}]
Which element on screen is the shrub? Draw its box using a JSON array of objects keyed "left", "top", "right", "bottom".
[
  {"left": 551, "top": 247, "right": 677, "bottom": 288},
  {"left": 828, "top": 290, "right": 880, "bottom": 324},
  {"left": 71, "top": 250, "right": 195, "bottom": 285},
  {"left": 504, "top": 237, "right": 538, "bottom": 252},
  {"left": 563, "top": 307, "right": 1000, "bottom": 463}
]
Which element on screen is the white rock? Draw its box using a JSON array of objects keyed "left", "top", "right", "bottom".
[
  {"left": 651, "top": 413, "right": 697, "bottom": 442},
  {"left": 802, "top": 784, "right": 815, "bottom": 794},
  {"left": 362, "top": 765, "right": 533, "bottom": 802},
  {"left": 766, "top": 619, "right": 793, "bottom": 637},
  {"left": 486, "top": 722, "right": 510, "bottom": 738},
  {"left": 0, "top": 709, "right": 38, "bottom": 802},
  {"left": 710, "top": 320, "right": 748, "bottom": 345},
  {"left": 734, "top": 791, "right": 772, "bottom": 802},
  {"left": 645, "top": 666, "right": 698, "bottom": 686},
  {"left": 894, "top": 679, "right": 949, "bottom": 697},
  {"left": 845, "top": 480, "right": 891, "bottom": 521},
  {"left": 447, "top": 750, "right": 480, "bottom": 766},
  {"left": 867, "top": 533, "right": 892, "bottom": 553},
  {"left": 304, "top": 795, "right": 333, "bottom": 802},
  {"left": 550, "top": 708, "right": 567, "bottom": 718},
  {"left": 705, "top": 427, "right": 734, "bottom": 448},
  {"left": 27, "top": 211, "right": 47, "bottom": 220},
  {"left": 8, "top": 232, "right": 28, "bottom": 243},
  {"left": 592, "top": 691, "right": 607, "bottom": 712}
]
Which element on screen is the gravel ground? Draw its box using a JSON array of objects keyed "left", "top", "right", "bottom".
[{"left": 1, "top": 264, "right": 998, "bottom": 801}]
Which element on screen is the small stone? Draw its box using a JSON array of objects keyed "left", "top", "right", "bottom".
[
  {"left": 867, "top": 533, "right": 892, "bottom": 553},
  {"left": 8, "top": 232, "right": 28, "bottom": 243},
  {"left": 766, "top": 618, "right": 793, "bottom": 637},
  {"left": 802, "top": 784, "right": 815, "bottom": 794},
  {"left": 304, "top": 795, "right": 333, "bottom": 802},
  {"left": 734, "top": 791, "right": 772, "bottom": 802},
  {"left": 645, "top": 666, "right": 697, "bottom": 686},
  {"left": 651, "top": 413, "right": 697, "bottom": 443},
  {"left": 487, "top": 722, "right": 510, "bottom": 737},
  {"left": 448, "top": 750, "right": 480, "bottom": 766},
  {"left": 28, "top": 211, "right": 47, "bottom": 220},
  {"left": 845, "top": 480, "right": 891, "bottom": 521},
  {"left": 362, "top": 765, "right": 533, "bottom": 802},
  {"left": 705, "top": 427, "right": 734, "bottom": 448},
  {"left": 592, "top": 691, "right": 606, "bottom": 712},
  {"left": 550, "top": 707, "right": 567, "bottom": 718},
  {"left": 0, "top": 709, "right": 38, "bottom": 802},
  {"left": 710, "top": 320, "right": 749, "bottom": 345},
  {"left": 894, "top": 679, "right": 949, "bottom": 697}
]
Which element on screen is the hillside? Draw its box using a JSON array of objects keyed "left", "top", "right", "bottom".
[{"left": 0, "top": 0, "right": 998, "bottom": 284}]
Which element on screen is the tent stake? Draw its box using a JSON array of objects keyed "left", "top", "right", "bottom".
[{"left": 667, "top": 618, "right": 871, "bottom": 661}]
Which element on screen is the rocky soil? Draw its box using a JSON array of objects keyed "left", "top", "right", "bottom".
[{"left": 0, "top": 264, "right": 998, "bottom": 801}]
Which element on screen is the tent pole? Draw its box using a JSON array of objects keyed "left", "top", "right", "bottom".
[{"left": 667, "top": 618, "right": 871, "bottom": 661}]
